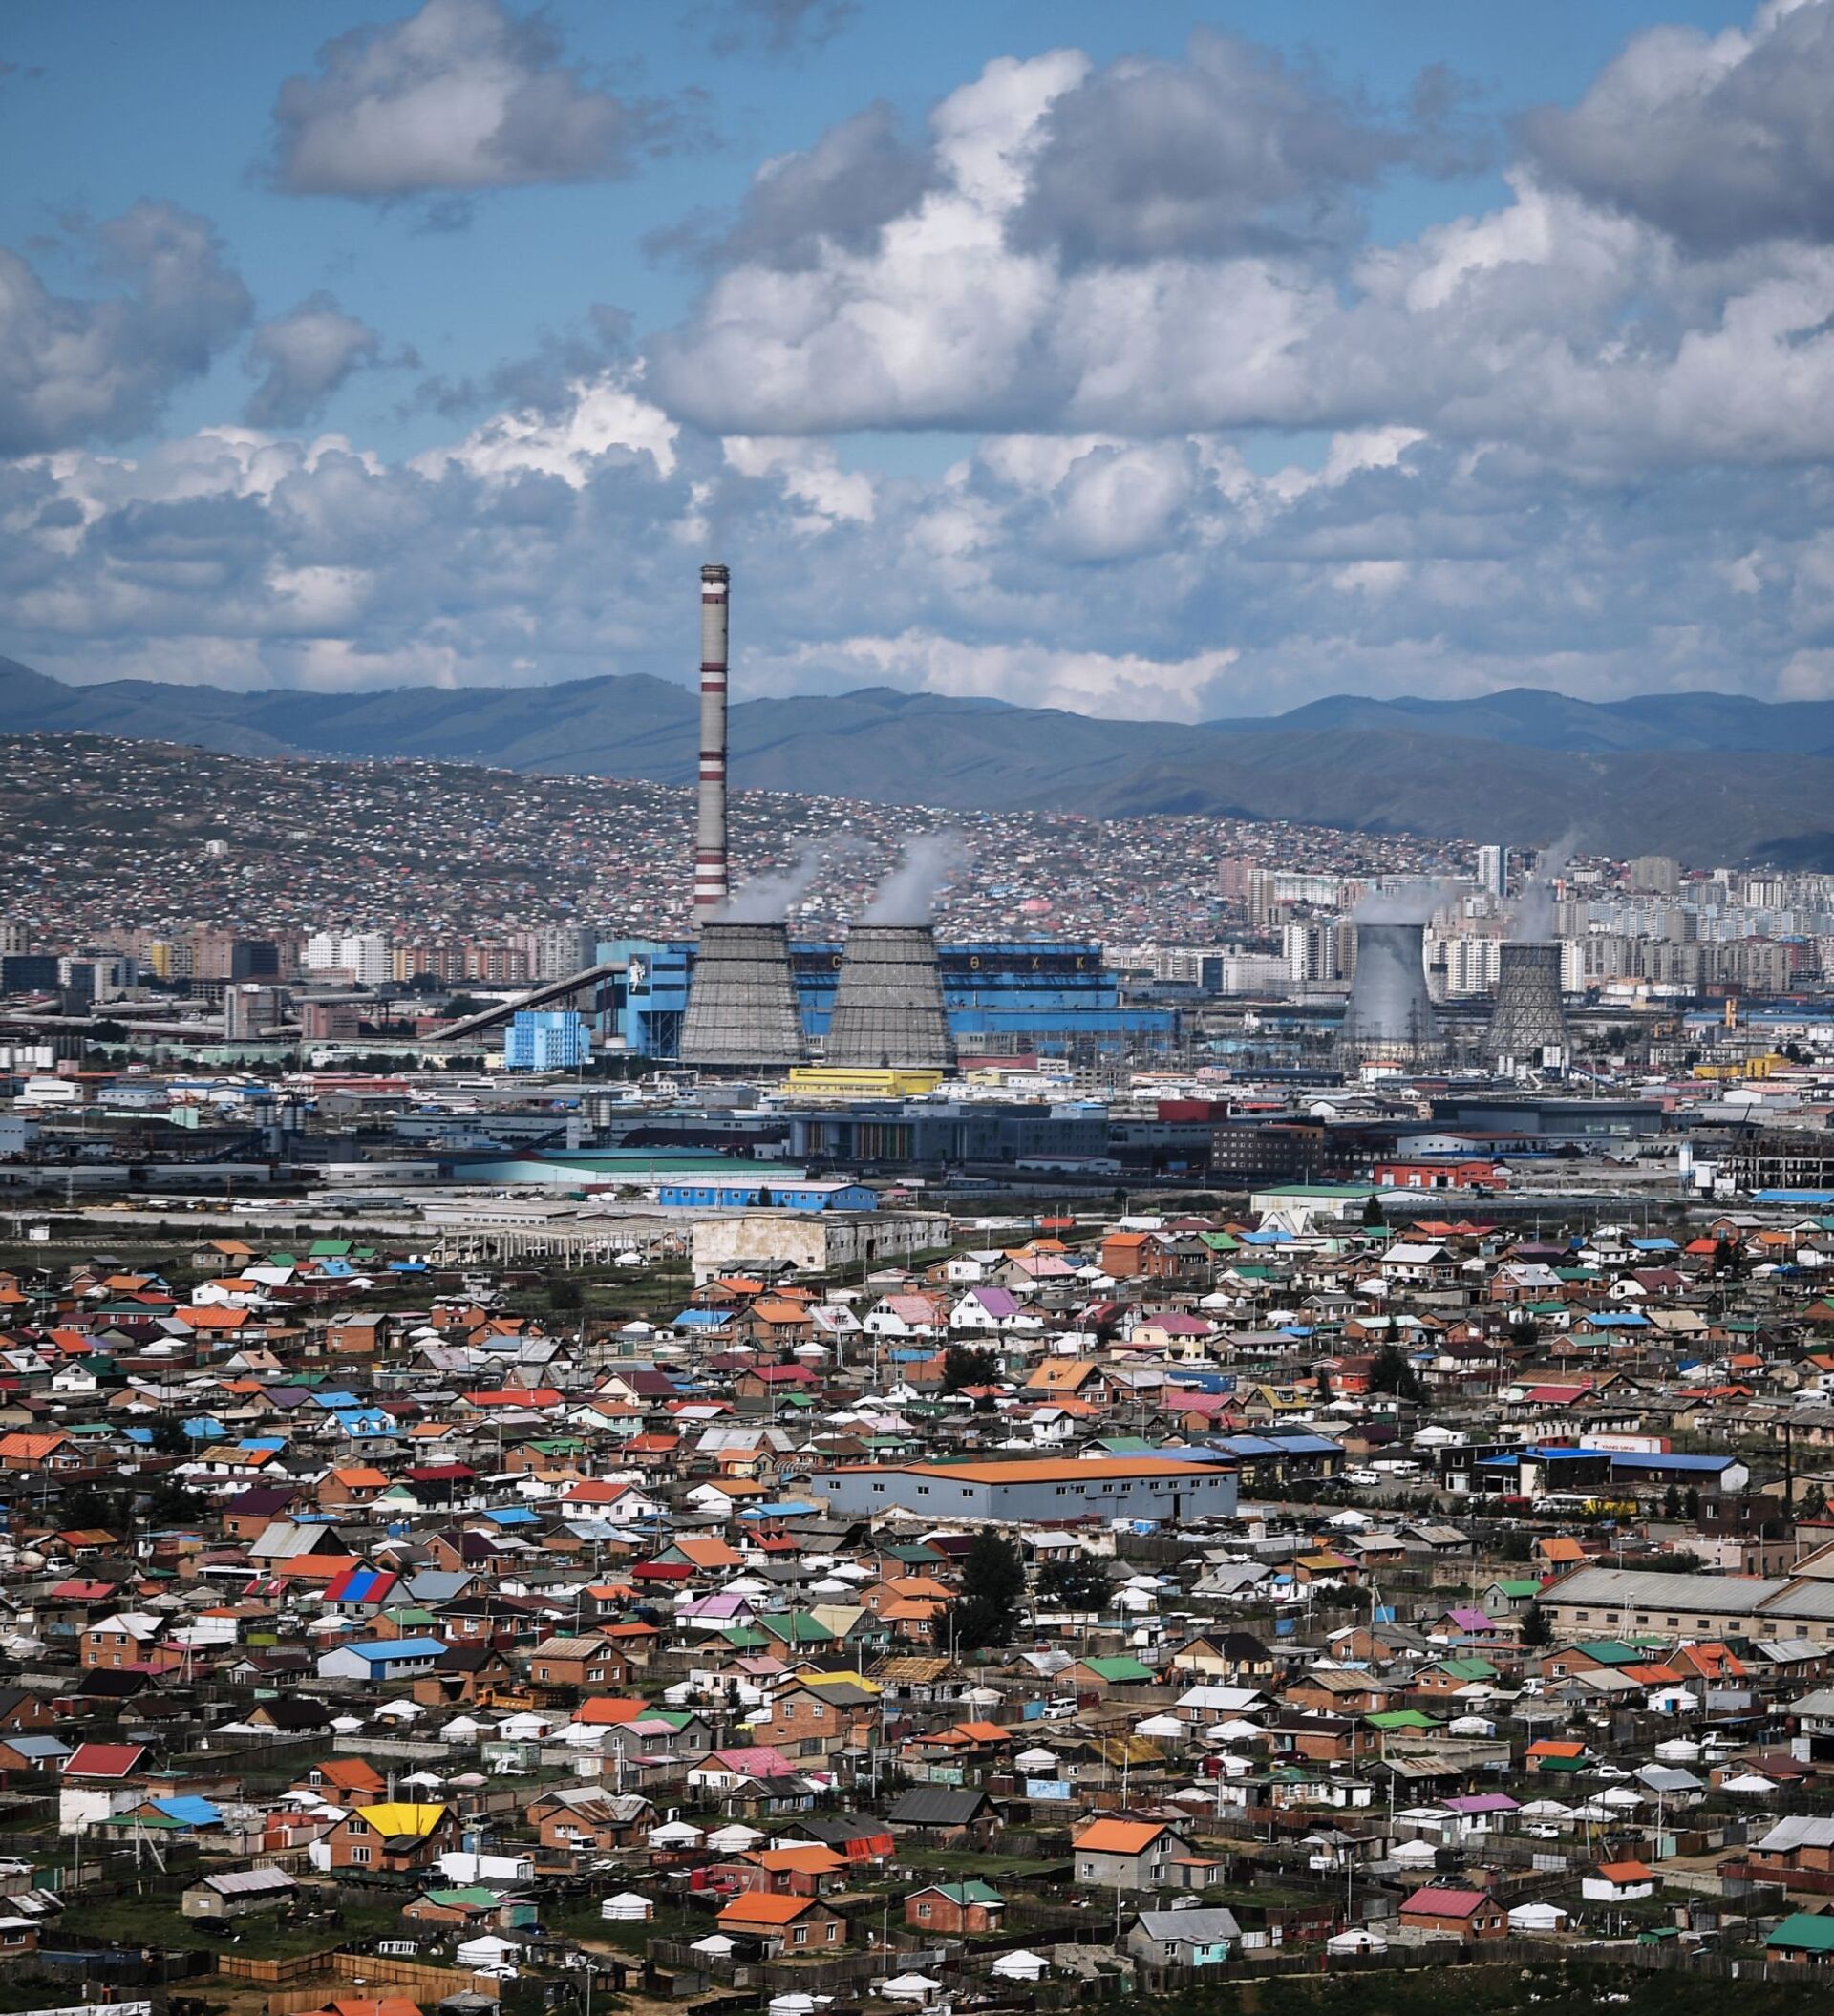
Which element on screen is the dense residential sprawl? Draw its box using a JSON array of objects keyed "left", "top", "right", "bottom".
[{"left": 0, "top": 1181, "right": 1826, "bottom": 2005}]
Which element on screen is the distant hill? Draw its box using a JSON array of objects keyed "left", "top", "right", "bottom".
[
  {"left": 1224, "top": 686, "right": 1834, "bottom": 756},
  {"left": 4, "top": 654, "right": 1830, "bottom": 865}
]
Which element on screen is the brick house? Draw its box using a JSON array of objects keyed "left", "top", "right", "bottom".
[
  {"left": 523, "top": 1788, "right": 654, "bottom": 1854},
  {"left": 747, "top": 1677, "right": 881, "bottom": 1759},
  {"left": 905, "top": 1881, "right": 1003, "bottom": 1934},
  {"left": 1397, "top": 1887, "right": 1507, "bottom": 1940},
  {"left": 719, "top": 1844, "right": 848, "bottom": 1898},
  {"left": 326, "top": 1801, "right": 454, "bottom": 1874},
  {"left": 291, "top": 1758, "right": 385, "bottom": 1802},
  {"left": 81, "top": 1612, "right": 164, "bottom": 1669},
  {"left": 1744, "top": 1815, "right": 1834, "bottom": 1885},
  {"left": 221, "top": 1486, "right": 301, "bottom": 1539},
  {"left": 1099, "top": 1231, "right": 1170, "bottom": 1279},
  {"left": 316, "top": 1466, "right": 392, "bottom": 1513},
  {"left": 525, "top": 1634, "right": 632, "bottom": 1692},
  {"left": 715, "top": 1892, "right": 845, "bottom": 1953},
  {"left": 0, "top": 1687, "right": 61, "bottom": 1733}
]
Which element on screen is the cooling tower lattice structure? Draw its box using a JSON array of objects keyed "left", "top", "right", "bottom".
[
  {"left": 1334, "top": 921, "right": 1443, "bottom": 1070},
  {"left": 679, "top": 922, "right": 809, "bottom": 1071},
  {"left": 823, "top": 924, "right": 956, "bottom": 1071},
  {"left": 1486, "top": 940, "right": 1569, "bottom": 1072}
]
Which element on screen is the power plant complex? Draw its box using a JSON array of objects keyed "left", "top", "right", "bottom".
[
  {"left": 656, "top": 561, "right": 1173, "bottom": 1071},
  {"left": 605, "top": 565, "right": 1582, "bottom": 1082}
]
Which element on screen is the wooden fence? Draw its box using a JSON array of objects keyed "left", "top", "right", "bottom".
[{"left": 221, "top": 1949, "right": 501, "bottom": 2004}]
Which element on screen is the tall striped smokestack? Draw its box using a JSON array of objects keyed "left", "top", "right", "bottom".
[{"left": 694, "top": 562, "right": 730, "bottom": 913}]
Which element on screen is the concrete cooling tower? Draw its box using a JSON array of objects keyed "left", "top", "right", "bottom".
[
  {"left": 1334, "top": 921, "right": 1442, "bottom": 1069},
  {"left": 1486, "top": 940, "right": 1569, "bottom": 1072},
  {"left": 823, "top": 924, "right": 956, "bottom": 1071},
  {"left": 678, "top": 922, "right": 809, "bottom": 1070}
]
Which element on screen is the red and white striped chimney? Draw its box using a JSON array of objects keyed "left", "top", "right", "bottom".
[{"left": 694, "top": 562, "right": 730, "bottom": 913}]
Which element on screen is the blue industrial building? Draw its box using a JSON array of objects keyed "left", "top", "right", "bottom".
[
  {"left": 504, "top": 1008, "right": 591, "bottom": 1071},
  {"left": 601, "top": 936, "right": 1174, "bottom": 1060}
]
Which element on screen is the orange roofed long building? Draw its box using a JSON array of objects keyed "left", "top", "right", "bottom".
[{"left": 807, "top": 1454, "right": 1236, "bottom": 1522}]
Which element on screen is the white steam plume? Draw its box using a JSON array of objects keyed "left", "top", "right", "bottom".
[
  {"left": 719, "top": 841, "right": 828, "bottom": 923},
  {"left": 864, "top": 832, "right": 968, "bottom": 925},
  {"left": 1353, "top": 877, "right": 1465, "bottom": 924},
  {"left": 1509, "top": 831, "right": 1581, "bottom": 942}
]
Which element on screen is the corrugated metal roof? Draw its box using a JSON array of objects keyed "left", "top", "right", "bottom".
[
  {"left": 204, "top": 1867, "right": 298, "bottom": 1896},
  {"left": 1546, "top": 1567, "right": 1787, "bottom": 1611}
]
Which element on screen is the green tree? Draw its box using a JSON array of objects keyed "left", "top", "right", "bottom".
[
  {"left": 548, "top": 1275, "right": 583, "bottom": 1312},
  {"left": 149, "top": 1415, "right": 189, "bottom": 1456},
  {"left": 1520, "top": 1601, "right": 1552, "bottom": 1649},
  {"left": 941, "top": 1344, "right": 1001, "bottom": 1393},
  {"left": 147, "top": 1479, "right": 207, "bottom": 1527},
  {"left": 1368, "top": 1344, "right": 1425, "bottom": 1405},
  {"left": 1801, "top": 1481, "right": 1828, "bottom": 1520},
  {"left": 1683, "top": 1486, "right": 1700, "bottom": 1520},
  {"left": 58, "top": 1484, "right": 114, "bottom": 1531},
  {"left": 1034, "top": 1553, "right": 1110, "bottom": 1617},
  {"left": 939, "top": 1530, "right": 1027, "bottom": 1652},
  {"left": 1662, "top": 1483, "right": 1682, "bottom": 1519},
  {"left": 1360, "top": 1193, "right": 1386, "bottom": 1228}
]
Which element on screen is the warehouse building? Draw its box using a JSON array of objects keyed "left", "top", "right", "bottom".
[
  {"left": 691, "top": 1209, "right": 949, "bottom": 1284},
  {"left": 809, "top": 1455, "right": 1237, "bottom": 1524},
  {"left": 1539, "top": 1566, "right": 1834, "bottom": 1645}
]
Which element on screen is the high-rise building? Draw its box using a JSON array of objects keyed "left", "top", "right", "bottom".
[
  {"left": 1283, "top": 920, "right": 1349, "bottom": 983},
  {"left": 1629, "top": 855, "right": 1681, "bottom": 897},
  {"left": 1217, "top": 857, "right": 1257, "bottom": 903},
  {"left": 1476, "top": 844, "right": 1508, "bottom": 899},
  {"left": 341, "top": 933, "right": 393, "bottom": 986},
  {"left": 1428, "top": 933, "right": 1504, "bottom": 996},
  {"left": 58, "top": 955, "right": 133, "bottom": 1003},
  {"left": 532, "top": 925, "right": 599, "bottom": 981}
]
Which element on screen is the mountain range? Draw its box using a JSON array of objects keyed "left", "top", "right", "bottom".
[{"left": 4, "top": 654, "right": 1829, "bottom": 866}]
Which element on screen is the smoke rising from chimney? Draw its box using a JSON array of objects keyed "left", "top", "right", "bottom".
[
  {"left": 1353, "top": 878, "right": 1464, "bottom": 924},
  {"left": 719, "top": 842, "right": 830, "bottom": 923},
  {"left": 864, "top": 833, "right": 967, "bottom": 925},
  {"left": 1509, "top": 831, "right": 1580, "bottom": 942}
]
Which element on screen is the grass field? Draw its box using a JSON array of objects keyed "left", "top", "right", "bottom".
[
  {"left": 64, "top": 1887, "right": 408, "bottom": 1960},
  {"left": 1140, "top": 1959, "right": 1832, "bottom": 2016}
]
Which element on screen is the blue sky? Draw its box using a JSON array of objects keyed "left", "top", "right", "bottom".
[{"left": 4, "top": 0, "right": 1833, "bottom": 718}]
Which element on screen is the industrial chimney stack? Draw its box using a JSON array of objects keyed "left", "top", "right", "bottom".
[{"left": 694, "top": 563, "right": 730, "bottom": 914}]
